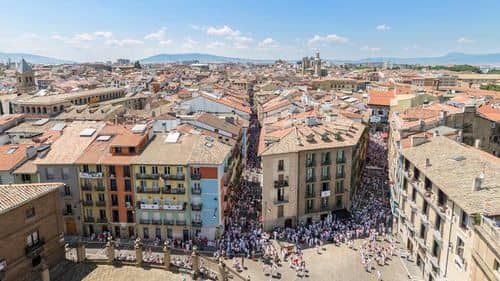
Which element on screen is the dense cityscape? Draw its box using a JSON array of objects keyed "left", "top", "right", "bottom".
[{"left": 0, "top": 2, "right": 499, "bottom": 281}]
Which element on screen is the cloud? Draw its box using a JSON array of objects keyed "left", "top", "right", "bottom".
[
  {"left": 73, "top": 33, "right": 95, "bottom": 41},
  {"left": 376, "top": 24, "right": 391, "bottom": 31},
  {"left": 308, "top": 34, "right": 348, "bottom": 45},
  {"left": 183, "top": 38, "right": 198, "bottom": 49},
  {"left": 207, "top": 41, "right": 226, "bottom": 49},
  {"left": 94, "top": 31, "right": 113, "bottom": 39},
  {"left": 457, "top": 37, "right": 473, "bottom": 44},
  {"left": 51, "top": 34, "right": 64, "bottom": 41},
  {"left": 159, "top": 39, "right": 173, "bottom": 46},
  {"left": 18, "top": 33, "right": 40, "bottom": 40},
  {"left": 233, "top": 36, "right": 253, "bottom": 49},
  {"left": 361, "top": 46, "right": 381, "bottom": 52},
  {"left": 258, "top": 38, "right": 278, "bottom": 48},
  {"left": 206, "top": 25, "right": 240, "bottom": 37},
  {"left": 105, "top": 38, "right": 144, "bottom": 46},
  {"left": 145, "top": 27, "right": 167, "bottom": 40}
]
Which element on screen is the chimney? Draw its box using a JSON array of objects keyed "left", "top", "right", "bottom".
[
  {"left": 425, "top": 158, "right": 431, "bottom": 167},
  {"left": 474, "top": 139, "right": 481, "bottom": 149}
]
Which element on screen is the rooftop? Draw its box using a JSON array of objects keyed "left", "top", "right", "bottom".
[
  {"left": 0, "top": 183, "right": 63, "bottom": 215},
  {"left": 401, "top": 137, "right": 500, "bottom": 216}
]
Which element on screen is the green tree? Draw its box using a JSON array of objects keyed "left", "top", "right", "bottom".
[{"left": 134, "top": 60, "right": 142, "bottom": 69}]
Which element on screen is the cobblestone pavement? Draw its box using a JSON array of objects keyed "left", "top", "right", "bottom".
[{"left": 226, "top": 240, "right": 411, "bottom": 281}]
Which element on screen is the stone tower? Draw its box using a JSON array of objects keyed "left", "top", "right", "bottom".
[
  {"left": 314, "top": 51, "right": 321, "bottom": 76},
  {"left": 16, "top": 59, "right": 36, "bottom": 93}
]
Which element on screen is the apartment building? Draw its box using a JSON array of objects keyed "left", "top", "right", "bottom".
[
  {"left": 0, "top": 183, "right": 65, "bottom": 281},
  {"left": 132, "top": 132, "right": 231, "bottom": 240},
  {"left": 76, "top": 124, "right": 149, "bottom": 238},
  {"left": 260, "top": 116, "right": 367, "bottom": 231},
  {"left": 393, "top": 137, "right": 500, "bottom": 281}
]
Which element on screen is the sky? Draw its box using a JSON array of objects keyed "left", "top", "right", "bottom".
[{"left": 1, "top": 0, "right": 499, "bottom": 62}]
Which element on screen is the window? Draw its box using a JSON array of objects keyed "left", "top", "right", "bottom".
[
  {"left": 123, "top": 166, "right": 130, "bottom": 177},
  {"left": 306, "top": 167, "right": 314, "bottom": 181},
  {"left": 321, "top": 152, "right": 330, "bottom": 164},
  {"left": 110, "top": 179, "right": 117, "bottom": 191},
  {"left": 127, "top": 210, "right": 134, "bottom": 223},
  {"left": 26, "top": 230, "right": 39, "bottom": 247},
  {"left": 46, "top": 167, "right": 55, "bottom": 180},
  {"left": 306, "top": 199, "right": 314, "bottom": 212},
  {"left": 306, "top": 184, "right": 314, "bottom": 197},
  {"left": 420, "top": 224, "right": 427, "bottom": 239},
  {"left": 64, "top": 185, "right": 71, "bottom": 196},
  {"left": 278, "top": 160, "right": 284, "bottom": 171},
  {"left": 96, "top": 165, "right": 102, "bottom": 173},
  {"left": 277, "top": 205, "right": 284, "bottom": 218},
  {"left": 85, "top": 193, "right": 92, "bottom": 201},
  {"left": 111, "top": 194, "right": 118, "bottom": 206},
  {"left": 139, "top": 165, "right": 146, "bottom": 174},
  {"left": 306, "top": 153, "right": 315, "bottom": 166},
  {"left": 99, "top": 209, "right": 106, "bottom": 220},
  {"left": 115, "top": 147, "right": 122, "bottom": 153},
  {"left": 411, "top": 188, "right": 417, "bottom": 202},
  {"left": 62, "top": 167, "right": 70, "bottom": 180},
  {"left": 176, "top": 166, "right": 183, "bottom": 174},
  {"left": 435, "top": 215, "right": 442, "bottom": 233},
  {"left": 336, "top": 150, "right": 345, "bottom": 163},
  {"left": 494, "top": 259, "right": 499, "bottom": 274},
  {"left": 98, "top": 193, "right": 105, "bottom": 202},
  {"left": 336, "top": 165, "right": 344, "bottom": 178},
  {"left": 125, "top": 195, "right": 132, "bottom": 206},
  {"left": 164, "top": 166, "right": 171, "bottom": 175},
  {"left": 321, "top": 197, "right": 328, "bottom": 208},
  {"left": 432, "top": 241, "right": 440, "bottom": 258},
  {"left": 193, "top": 167, "right": 200, "bottom": 175},
  {"left": 276, "top": 188, "right": 284, "bottom": 201},
  {"left": 26, "top": 206, "right": 35, "bottom": 219},
  {"left": 460, "top": 210, "right": 469, "bottom": 229},
  {"left": 321, "top": 166, "right": 330, "bottom": 179},
  {"left": 124, "top": 179, "right": 131, "bottom": 192},
  {"left": 143, "top": 228, "right": 149, "bottom": 239},
  {"left": 109, "top": 165, "right": 116, "bottom": 176},
  {"left": 422, "top": 201, "right": 429, "bottom": 215},
  {"left": 336, "top": 180, "right": 344, "bottom": 193},
  {"left": 152, "top": 166, "right": 158, "bottom": 175},
  {"left": 65, "top": 204, "right": 72, "bottom": 215},
  {"left": 155, "top": 228, "right": 161, "bottom": 239},
  {"left": 21, "top": 174, "right": 31, "bottom": 183},
  {"left": 456, "top": 236, "right": 464, "bottom": 259},
  {"left": 83, "top": 165, "right": 89, "bottom": 173},
  {"left": 335, "top": 195, "right": 343, "bottom": 208},
  {"left": 321, "top": 182, "right": 329, "bottom": 192},
  {"left": 129, "top": 147, "right": 136, "bottom": 153}
]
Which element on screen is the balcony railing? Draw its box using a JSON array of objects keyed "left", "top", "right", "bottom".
[
  {"left": 274, "top": 180, "right": 289, "bottom": 188},
  {"left": 25, "top": 239, "right": 45, "bottom": 256},
  {"left": 95, "top": 200, "right": 106, "bottom": 207},
  {"left": 136, "top": 187, "right": 161, "bottom": 194},
  {"left": 274, "top": 196, "right": 289, "bottom": 204},
  {"left": 191, "top": 188, "right": 202, "bottom": 195},
  {"left": 191, "top": 203, "right": 202, "bottom": 211},
  {"left": 321, "top": 158, "right": 331, "bottom": 165},
  {"left": 79, "top": 172, "right": 103, "bottom": 179},
  {"left": 305, "top": 191, "right": 315, "bottom": 198},
  {"left": 136, "top": 173, "right": 160, "bottom": 180},
  {"left": 306, "top": 159, "right": 316, "bottom": 167},
  {"left": 192, "top": 221, "right": 203, "bottom": 227},
  {"left": 306, "top": 176, "right": 315, "bottom": 183},
  {"left": 163, "top": 203, "right": 186, "bottom": 211},
  {"left": 82, "top": 200, "right": 93, "bottom": 206},
  {"left": 163, "top": 219, "right": 175, "bottom": 225},
  {"left": 336, "top": 157, "right": 346, "bottom": 164},
  {"left": 139, "top": 219, "right": 151, "bottom": 224},
  {"left": 321, "top": 174, "right": 331, "bottom": 181},
  {"left": 321, "top": 204, "right": 330, "bottom": 211},
  {"left": 160, "top": 174, "right": 185, "bottom": 181},
  {"left": 84, "top": 217, "right": 95, "bottom": 223},
  {"left": 336, "top": 172, "right": 345, "bottom": 179},
  {"left": 152, "top": 219, "right": 162, "bottom": 225},
  {"left": 191, "top": 173, "right": 201, "bottom": 180},
  {"left": 95, "top": 185, "right": 105, "bottom": 192},
  {"left": 176, "top": 220, "right": 186, "bottom": 226},
  {"left": 138, "top": 202, "right": 161, "bottom": 210},
  {"left": 96, "top": 218, "right": 108, "bottom": 223},
  {"left": 162, "top": 187, "right": 185, "bottom": 194},
  {"left": 81, "top": 184, "right": 92, "bottom": 191}
]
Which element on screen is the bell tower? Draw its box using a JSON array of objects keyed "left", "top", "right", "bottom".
[{"left": 16, "top": 59, "right": 36, "bottom": 93}]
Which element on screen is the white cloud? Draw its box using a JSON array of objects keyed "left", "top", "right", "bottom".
[
  {"left": 207, "top": 41, "right": 226, "bottom": 49},
  {"left": 376, "top": 24, "right": 391, "bottom": 31},
  {"left": 258, "top": 38, "right": 278, "bottom": 48},
  {"left": 105, "top": 38, "right": 144, "bottom": 46},
  {"left": 73, "top": 33, "right": 94, "bottom": 41},
  {"left": 159, "top": 40, "right": 173, "bottom": 46},
  {"left": 18, "top": 33, "right": 40, "bottom": 40},
  {"left": 145, "top": 27, "right": 167, "bottom": 41},
  {"left": 51, "top": 34, "right": 64, "bottom": 41},
  {"left": 457, "top": 37, "right": 473, "bottom": 44},
  {"left": 183, "top": 38, "right": 198, "bottom": 49},
  {"left": 94, "top": 31, "right": 113, "bottom": 39},
  {"left": 206, "top": 25, "right": 240, "bottom": 37},
  {"left": 190, "top": 24, "right": 204, "bottom": 30},
  {"left": 361, "top": 46, "right": 381, "bottom": 52},
  {"left": 308, "top": 34, "right": 348, "bottom": 45},
  {"left": 233, "top": 36, "right": 253, "bottom": 49}
]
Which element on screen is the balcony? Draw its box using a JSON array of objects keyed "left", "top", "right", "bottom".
[
  {"left": 191, "top": 188, "right": 202, "bottom": 195},
  {"left": 152, "top": 219, "right": 162, "bottom": 225},
  {"left": 95, "top": 200, "right": 106, "bottom": 207},
  {"left": 162, "top": 187, "right": 185, "bottom": 194},
  {"left": 191, "top": 203, "right": 202, "bottom": 211},
  {"left": 176, "top": 220, "right": 187, "bottom": 226},
  {"left": 336, "top": 157, "right": 346, "bottom": 164},
  {"left": 138, "top": 202, "right": 160, "bottom": 210},
  {"left": 136, "top": 173, "right": 160, "bottom": 180},
  {"left": 95, "top": 185, "right": 105, "bottom": 192},
  {"left": 305, "top": 191, "right": 316, "bottom": 198},
  {"left": 163, "top": 202, "right": 186, "bottom": 211},
  {"left": 335, "top": 172, "right": 345, "bottom": 179},
  {"left": 79, "top": 172, "right": 103, "bottom": 179},
  {"left": 96, "top": 218, "right": 108, "bottom": 224},
  {"left": 305, "top": 207, "right": 315, "bottom": 214},
  {"left": 25, "top": 239, "right": 44, "bottom": 256},
  {"left": 191, "top": 173, "right": 201, "bottom": 180},
  {"left": 82, "top": 200, "right": 93, "bottom": 206},
  {"left": 321, "top": 158, "right": 331, "bottom": 166},
  {"left": 136, "top": 187, "right": 160, "bottom": 194},
  {"left": 139, "top": 219, "right": 151, "bottom": 224},
  {"left": 81, "top": 184, "right": 92, "bottom": 191},
  {"left": 274, "top": 196, "right": 289, "bottom": 205},
  {"left": 321, "top": 174, "right": 331, "bottom": 181},
  {"left": 192, "top": 221, "right": 203, "bottom": 227},
  {"left": 320, "top": 204, "right": 330, "bottom": 211},
  {"left": 305, "top": 159, "right": 316, "bottom": 167},
  {"left": 306, "top": 176, "right": 315, "bottom": 183},
  {"left": 84, "top": 217, "right": 95, "bottom": 223},
  {"left": 161, "top": 174, "right": 185, "bottom": 181},
  {"left": 163, "top": 219, "right": 175, "bottom": 225},
  {"left": 274, "top": 180, "right": 289, "bottom": 188}
]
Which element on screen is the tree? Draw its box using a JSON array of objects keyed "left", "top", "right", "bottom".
[{"left": 134, "top": 61, "right": 142, "bottom": 69}]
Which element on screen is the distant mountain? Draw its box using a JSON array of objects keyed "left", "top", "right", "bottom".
[
  {"left": 331, "top": 52, "right": 500, "bottom": 65},
  {"left": 0, "top": 52, "right": 74, "bottom": 65},
  {"left": 140, "top": 53, "right": 274, "bottom": 64}
]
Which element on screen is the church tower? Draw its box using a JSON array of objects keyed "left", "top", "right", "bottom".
[
  {"left": 314, "top": 51, "right": 321, "bottom": 76},
  {"left": 16, "top": 59, "right": 36, "bottom": 93}
]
